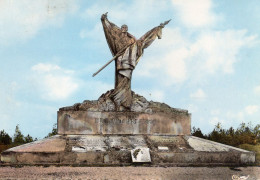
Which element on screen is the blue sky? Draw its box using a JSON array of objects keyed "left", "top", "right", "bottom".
[{"left": 0, "top": 0, "right": 259, "bottom": 139}]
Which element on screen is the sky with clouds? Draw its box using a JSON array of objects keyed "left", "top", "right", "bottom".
[{"left": 0, "top": 0, "right": 259, "bottom": 138}]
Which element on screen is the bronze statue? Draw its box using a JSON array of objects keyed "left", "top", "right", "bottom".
[{"left": 94, "top": 12, "right": 170, "bottom": 110}]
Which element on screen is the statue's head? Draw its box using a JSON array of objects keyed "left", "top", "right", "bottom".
[{"left": 121, "top": 24, "right": 128, "bottom": 33}]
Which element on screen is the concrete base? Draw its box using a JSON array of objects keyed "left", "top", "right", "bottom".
[
  {"left": 1, "top": 135, "right": 255, "bottom": 166},
  {"left": 58, "top": 110, "right": 191, "bottom": 135},
  {"left": 57, "top": 93, "right": 191, "bottom": 135}
]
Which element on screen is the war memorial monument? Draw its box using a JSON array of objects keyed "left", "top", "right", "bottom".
[{"left": 1, "top": 13, "right": 255, "bottom": 166}]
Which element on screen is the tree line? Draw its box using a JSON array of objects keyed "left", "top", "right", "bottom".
[
  {"left": 191, "top": 122, "right": 260, "bottom": 146},
  {"left": 0, "top": 124, "right": 57, "bottom": 152}
]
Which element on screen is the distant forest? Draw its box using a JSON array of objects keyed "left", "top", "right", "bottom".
[
  {"left": 0, "top": 124, "right": 57, "bottom": 153},
  {"left": 0, "top": 122, "right": 259, "bottom": 153},
  {"left": 192, "top": 122, "right": 260, "bottom": 147}
]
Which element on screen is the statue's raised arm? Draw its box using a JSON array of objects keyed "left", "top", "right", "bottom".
[
  {"left": 101, "top": 12, "right": 121, "bottom": 56},
  {"left": 101, "top": 12, "right": 136, "bottom": 56},
  {"left": 138, "top": 19, "right": 171, "bottom": 51}
]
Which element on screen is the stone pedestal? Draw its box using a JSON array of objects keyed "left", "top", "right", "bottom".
[
  {"left": 57, "top": 110, "right": 191, "bottom": 135},
  {"left": 57, "top": 91, "right": 191, "bottom": 136},
  {"left": 0, "top": 93, "right": 256, "bottom": 166}
]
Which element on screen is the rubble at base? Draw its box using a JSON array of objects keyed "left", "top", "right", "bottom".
[{"left": 59, "top": 90, "right": 189, "bottom": 115}]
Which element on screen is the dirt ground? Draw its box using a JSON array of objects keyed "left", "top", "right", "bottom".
[{"left": 0, "top": 166, "right": 259, "bottom": 180}]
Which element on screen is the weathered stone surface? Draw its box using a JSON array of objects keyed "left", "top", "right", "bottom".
[
  {"left": 1, "top": 135, "right": 255, "bottom": 166},
  {"left": 70, "top": 135, "right": 107, "bottom": 152},
  {"left": 240, "top": 153, "right": 256, "bottom": 164},
  {"left": 145, "top": 135, "right": 191, "bottom": 153},
  {"left": 57, "top": 91, "right": 191, "bottom": 135},
  {"left": 58, "top": 110, "right": 190, "bottom": 135},
  {"left": 3, "top": 135, "right": 66, "bottom": 153},
  {"left": 185, "top": 136, "right": 250, "bottom": 152},
  {"left": 131, "top": 147, "right": 151, "bottom": 163},
  {"left": 59, "top": 91, "right": 189, "bottom": 114},
  {"left": 65, "top": 135, "right": 148, "bottom": 153}
]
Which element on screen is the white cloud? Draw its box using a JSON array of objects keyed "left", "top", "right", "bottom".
[
  {"left": 190, "top": 89, "right": 207, "bottom": 99},
  {"left": 171, "top": 0, "right": 217, "bottom": 28},
  {"left": 254, "top": 85, "right": 260, "bottom": 95},
  {"left": 136, "top": 26, "right": 257, "bottom": 86},
  {"left": 0, "top": 0, "right": 78, "bottom": 45},
  {"left": 31, "top": 63, "right": 61, "bottom": 72},
  {"left": 135, "top": 53, "right": 187, "bottom": 85},
  {"left": 81, "top": 4, "right": 127, "bottom": 23},
  {"left": 237, "top": 112, "right": 245, "bottom": 120},
  {"left": 190, "top": 30, "right": 258, "bottom": 74},
  {"left": 210, "top": 109, "right": 220, "bottom": 116},
  {"left": 245, "top": 105, "right": 259, "bottom": 115},
  {"left": 31, "top": 63, "right": 78, "bottom": 100},
  {"left": 209, "top": 116, "right": 225, "bottom": 126},
  {"left": 225, "top": 104, "right": 260, "bottom": 124},
  {"left": 79, "top": 24, "right": 106, "bottom": 48},
  {"left": 42, "top": 74, "right": 78, "bottom": 100},
  {"left": 187, "top": 104, "right": 198, "bottom": 113},
  {"left": 134, "top": 89, "right": 165, "bottom": 102},
  {"left": 0, "top": 81, "right": 21, "bottom": 132},
  {"left": 81, "top": 0, "right": 167, "bottom": 26},
  {"left": 0, "top": 81, "right": 20, "bottom": 109},
  {"left": 83, "top": 80, "right": 113, "bottom": 100},
  {"left": 80, "top": 24, "right": 103, "bottom": 40},
  {"left": 224, "top": 105, "right": 260, "bottom": 128},
  {"left": 153, "top": 28, "right": 259, "bottom": 87},
  {"left": 135, "top": 27, "right": 188, "bottom": 85},
  {"left": 164, "top": 49, "right": 188, "bottom": 83},
  {"left": 226, "top": 111, "right": 244, "bottom": 121},
  {"left": 148, "top": 90, "right": 165, "bottom": 102}
]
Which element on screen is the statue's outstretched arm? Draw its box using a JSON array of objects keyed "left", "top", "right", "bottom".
[
  {"left": 101, "top": 12, "right": 121, "bottom": 56},
  {"left": 159, "top": 19, "right": 171, "bottom": 28},
  {"left": 138, "top": 19, "right": 171, "bottom": 50},
  {"left": 101, "top": 12, "right": 121, "bottom": 32}
]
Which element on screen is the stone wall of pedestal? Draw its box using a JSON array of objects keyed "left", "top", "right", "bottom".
[{"left": 57, "top": 110, "right": 191, "bottom": 135}]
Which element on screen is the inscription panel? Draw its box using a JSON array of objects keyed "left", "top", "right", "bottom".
[{"left": 58, "top": 111, "right": 191, "bottom": 135}]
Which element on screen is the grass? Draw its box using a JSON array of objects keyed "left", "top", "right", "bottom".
[{"left": 238, "top": 143, "right": 260, "bottom": 165}]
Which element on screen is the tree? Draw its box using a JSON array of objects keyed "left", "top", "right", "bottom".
[
  {"left": 236, "top": 122, "right": 256, "bottom": 145},
  {"left": 0, "top": 130, "right": 12, "bottom": 145},
  {"left": 208, "top": 123, "right": 224, "bottom": 143},
  {"left": 24, "top": 134, "right": 33, "bottom": 143},
  {"left": 45, "top": 123, "right": 58, "bottom": 138},
  {"left": 13, "top": 125, "right": 25, "bottom": 144},
  {"left": 253, "top": 124, "right": 260, "bottom": 143},
  {"left": 191, "top": 127, "right": 206, "bottom": 139}
]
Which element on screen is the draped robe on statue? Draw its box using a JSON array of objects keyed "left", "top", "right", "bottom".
[{"left": 101, "top": 16, "right": 164, "bottom": 110}]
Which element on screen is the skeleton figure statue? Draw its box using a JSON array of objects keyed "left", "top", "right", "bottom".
[{"left": 99, "top": 13, "right": 170, "bottom": 110}]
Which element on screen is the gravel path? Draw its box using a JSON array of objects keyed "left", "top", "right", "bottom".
[{"left": 0, "top": 166, "right": 259, "bottom": 179}]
